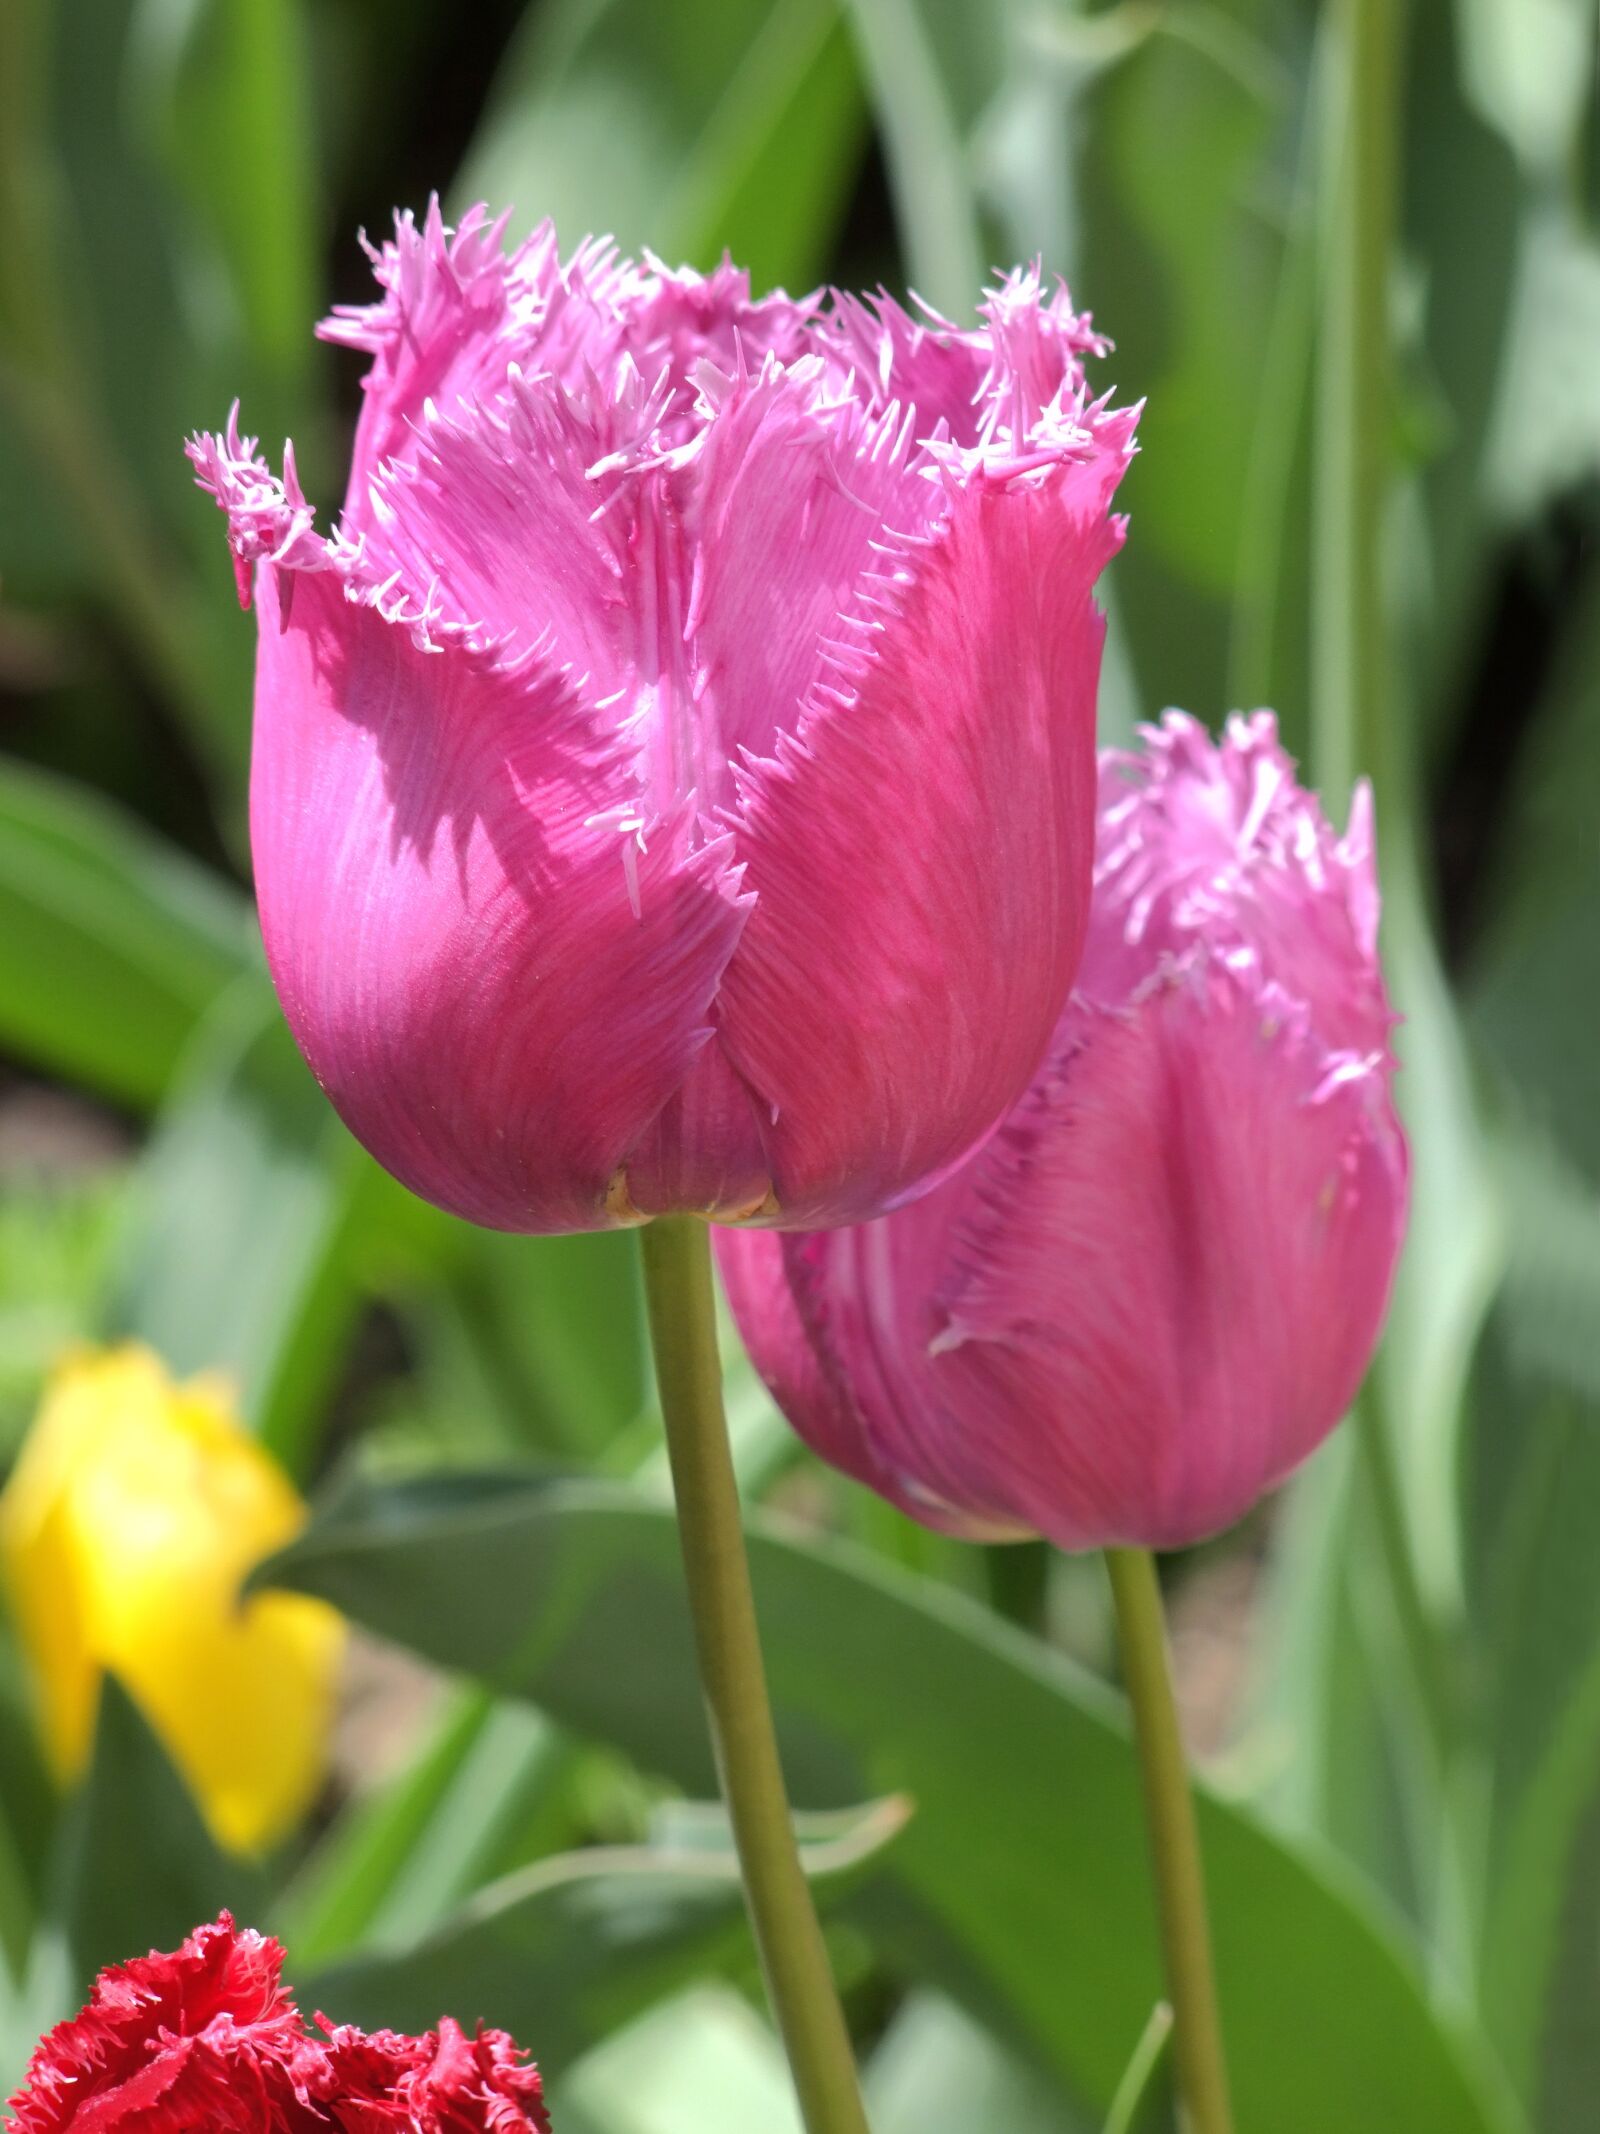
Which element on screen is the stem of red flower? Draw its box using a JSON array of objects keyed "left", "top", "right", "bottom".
[
  {"left": 638, "top": 1216, "right": 871, "bottom": 2134},
  {"left": 1105, "top": 1546, "right": 1233, "bottom": 2134}
]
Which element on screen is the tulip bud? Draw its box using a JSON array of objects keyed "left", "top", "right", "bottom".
[
  {"left": 188, "top": 202, "right": 1135, "bottom": 1233},
  {"left": 0, "top": 1346, "right": 343, "bottom": 1851},
  {"left": 717, "top": 714, "right": 1409, "bottom": 1551}
]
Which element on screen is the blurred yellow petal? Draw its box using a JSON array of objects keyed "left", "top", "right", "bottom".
[{"left": 0, "top": 1344, "right": 343, "bottom": 1853}]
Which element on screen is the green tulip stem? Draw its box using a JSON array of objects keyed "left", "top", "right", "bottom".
[
  {"left": 1105, "top": 1546, "right": 1234, "bottom": 2134},
  {"left": 638, "top": 1216, "right": 870, "bottom": 2134}
]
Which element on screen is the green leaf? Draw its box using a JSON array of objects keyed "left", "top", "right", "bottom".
[
  {"left": 459, "top": 0, "right": 866, "bottom": 296},
  {"left": 1402, "top": 0, "right": 1523, "bottom": 736},
  {"left": 275, "top": 1688, "right": 502, "bottom": 1967},
  {"left": 1475, "top": 1397, "right": 1600, "bottom": 2107},
  {"left": 1087, "top": 12, "right": 1286, "bottom": 597},
  {"left": 1102, "top": 2000, "right": 1174, "bottom": 2134},
  {"left": 867, "top": 1993, "right": 1080, "bottom": 2133},
  {"left": 438, "top": 1229, "right": 650, "bottom": 1464},
  {"left": 275, "top": 1687, "right": 577, "bottom": 1967},
  {"left": 131, "top": 0, "right": 319, "bottom": 402},
  {"left": 1483, "top": 209, "right": 1600, "bottom": 530},
  {"left": 841, "top": 0, "right": 999, "bottom": 312},
  {"left": 0, "top": 1615, "right": 59, "bottom": 1979},
  {"left": 263, "top": 1474, "right": 1518, "bottom": 2133},
  {"left": 1467, "top": 571, "right": 1600, "bottom": 1187},
  {"left": 0, "top": 1173, "right": 123, "bottom": 1458},
  {"left": 1244, "top": 1437, "right": 1423, "bottom": 1925},
  {"left": 42, "top": 1676, "right": 260, "bottom": 2008},
  {"left": 0, "top": 759, "right": 251, "bottom": 1108},
  {"left": 1070, "top": 9, "right": 1294, "bottom": 724},
  {"left": 556, "top": 1987, "right": 805, "bottom": 2134},
  {"left": 1374, "top": 855, "right": 1504, "bottom": 1620},
  {"left": 0, "top": 0, "right": 258, "bottom": 799},
  {"left": 1452, "top": 0, "right": 1593, "bottom": 176},
  {"left": 105, "top": 984, "right": 366, "bottom": 1473},
  {"left": 1461, "top": 1241, "right": 1600, "bottom": 2124},
  {"left": 302, "top": 1796, "right": 905, "bottom": 2077}
]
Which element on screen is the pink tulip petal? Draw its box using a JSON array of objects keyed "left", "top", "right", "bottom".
[
  {"left": 820, "top": 290, "right": 990, "bottom": 444},
  {"left": 717, "top": 412, "right": 1136, "bottom": 1227},
  {"left": 716, "top": 1220, "right": 1030, "bottom": 1539},
  {"left": 930, "top": 959, "right": 1405, "bottom": 1548},
  {"left": 820, "top": 267, "right": 1109, "bottom": 451},
  {"left": 321, "top": 199, "right": 524, "bottom": 521},
  {"left": 353, "top": 365, "right": 660, "bottom": 684},
  {"left": 323, "top": 203, "right": 823, "bottom": 532},
  {"left": 620, "top": 253, "right": 821, "bottom": 407},
  {"left": 619, "top": 1041, "right": 771, "bottom": 1221},
  {"left": 1090, "top": 711, "right": 1388, "bottom": 1055},
  {"left": 681, "top": 355, "right": 937, "bottom": 781},
  {"left": 248, "top": 566, "right": 748, "bottom": 1232}
]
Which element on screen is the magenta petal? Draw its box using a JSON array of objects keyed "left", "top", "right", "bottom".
[
  {"left": 248, "top": 568, "right": 747, "bottom": 1232},
  {"left": 713, "top": 1231, "right": 866, "bottom": 1472},
  {"left": 320, "top": 199, "right": 522, "bottom": 524},
  {"left": 354, "top": 371, "right": 646, "bottom": 682},
  {"left": 620, "top": 1041, "right": 770, "bottom": 1221},
  {"left": 715, "top": 1221, "right": 1029, "bottom": 1539},
  {"left": 927, "top": 962, "right": 1409, "bottom": 1548},
  {"left": 1090, "top": 711, "right": 1389, "bottom": 1056},
  {"left": 682, "top": 358, "right": 936, "bottom": 778},
  {"left": 726, "top": 959, "right": 1406, "bottom": 1550},
  {"left": 323, "top": 205, "right": 824, "bottom": 542},
  {"left": 718, "top": 441, "right": 1132, "bottom": 1228}
]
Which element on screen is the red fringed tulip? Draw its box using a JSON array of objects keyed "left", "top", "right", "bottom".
[
  {"left": 316, "top": 2020, "right": 551, "bottom": 2134},
  {"left": 5, "top": 1916, "right": 322, "bottom": 2134},
  {"left": 7, "top": 1916, "right": 550, "bottom": 2134},
  {"left": 718, "top": 714, "right": 1410, "bottom": 1550},
  {"left": 188, "top": 203, "right": 1134, "bottom": 1233}
]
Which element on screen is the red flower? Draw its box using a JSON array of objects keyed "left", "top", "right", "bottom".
[
  {"left": 318, "top": 2020, "right": 551, "bottom": 2134},
  {"left": 6, "top": 1916, "right": 323, "bottom": 2134},
  {"left": 6, "top": 1919, "right": 549, "bottom": 2134}
]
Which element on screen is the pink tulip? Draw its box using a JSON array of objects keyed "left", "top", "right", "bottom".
[
  {"left": 188, "top": 203, "right": 1135, "bottom": 1233},
  {"left": 718, "top": 714, "right": 1409, "bottom": 1550}
]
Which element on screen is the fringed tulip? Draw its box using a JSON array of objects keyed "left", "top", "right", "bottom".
[
  {"left": 5, "top": 1917, "right": 323, "bottom": 2134},
  {"left": 718, "top": 714, "right": 1409, "bottom": 1550},
  {"left": 6, "top": 1915, "right": 551, "bottom": 2134},
  {"left": 189, "top": 203, "right": 1134, "bottom": 1232}
]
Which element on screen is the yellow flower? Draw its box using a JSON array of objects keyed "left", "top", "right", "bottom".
[{"left": 0, "top": 1344, "right": 343, "bottom": 1852}]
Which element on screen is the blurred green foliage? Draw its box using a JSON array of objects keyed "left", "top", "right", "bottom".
[{"left": 0, "top": 0, "right": 1596, "bottom": 2127}]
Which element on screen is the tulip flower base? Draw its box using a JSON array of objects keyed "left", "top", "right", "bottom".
[{"left": 639, "top": 1216, "right": 869, "bottom": 2134}]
